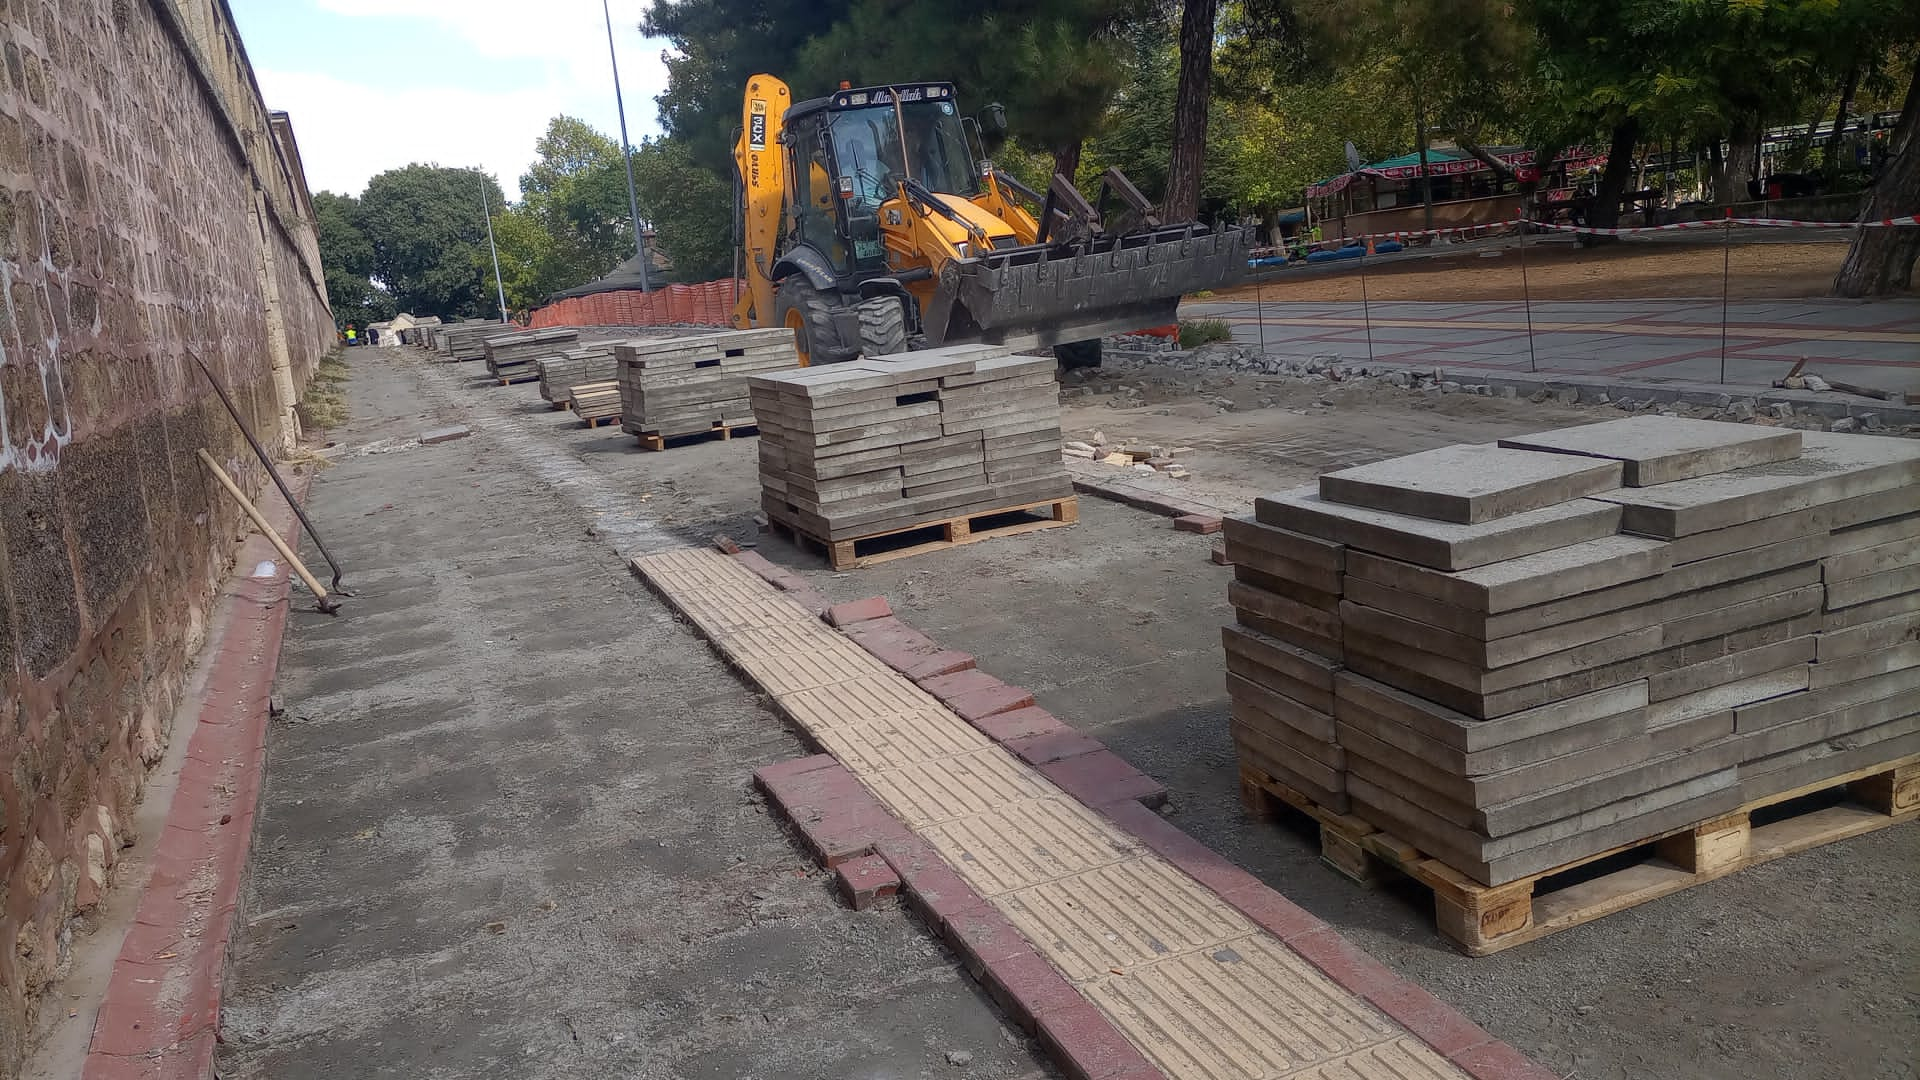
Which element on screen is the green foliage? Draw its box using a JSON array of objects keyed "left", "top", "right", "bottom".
[
  {"left": 513, "top": 116, "right": 637, "bottom": 302},
  {"left": 358, "top": 164, "right": 506, "bottom": 319},
  {"left": 1178, "top": 317, "right": 1233, "bottom": 347},
  {"left": 631, "top": 137, "right": 736, "bottom": 281},
  {"left": 313, "top": 191, "right": 396, "bottom": 330}
]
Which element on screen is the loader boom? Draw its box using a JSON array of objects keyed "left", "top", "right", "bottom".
[{"left": 732, "top": 74, "right": 790, "bottom": 332}]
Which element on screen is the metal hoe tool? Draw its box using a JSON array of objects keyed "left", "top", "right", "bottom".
[{"left": 192, "top": 354, "right": 352, "bottom": 595}]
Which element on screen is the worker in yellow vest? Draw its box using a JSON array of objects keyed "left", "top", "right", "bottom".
[{"left": 344, "top": 325, "right": 358, "bottom": 346}]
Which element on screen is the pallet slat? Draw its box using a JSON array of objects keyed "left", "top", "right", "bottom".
[{"left": 1242, "top": 753, "right": 1919, "bottom": 956}]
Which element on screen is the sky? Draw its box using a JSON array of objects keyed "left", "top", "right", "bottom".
[{"left": 228, "top": 0, "right": 672, "bottom": 201}]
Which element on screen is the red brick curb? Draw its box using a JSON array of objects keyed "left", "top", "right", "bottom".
[
  {"left": 753, "top": 756, "right": 1166, "bottom": 1079},
  {"left": 726, "top": 554, "right": 1563, "bottom": 1080},
  {"left": 81, "top": 479, "right": 310, "bottom": 1080}
]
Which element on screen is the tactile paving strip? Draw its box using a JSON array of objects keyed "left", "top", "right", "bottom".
[{"left": 632, "top": 549, "right": 1471, "bottom": 1080}]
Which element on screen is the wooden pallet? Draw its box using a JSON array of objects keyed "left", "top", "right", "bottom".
[
  {"left": 497, "top": 373, "right": 538, "bottom": 386},
  {"left": 580, "top": 413, "right": 620, "bottom": 429},
  {"left": 634, "top": 421, "right": 757, "bottom": 451},
  {"left": 767, "top": 497, "right": 1078, "bottom": 571},
  {"left": 1241, "top": 753, "right": 1920, "bottom": 956}
]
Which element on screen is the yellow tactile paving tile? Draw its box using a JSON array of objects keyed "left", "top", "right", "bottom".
[
  {"left": 996, "top": 856, "right": 1248, "bottom": 983},
  {"left": 636, "top": 548, "right": 1472, "bottom": 1080},
  {"left": 923, "top": 797, "right": 1144, "bottom": 897},
  {"left": 1084, "top": 934, "right": 1437, "bottom": 1080},
  {"left": 864, "top": 748, "right": 1057, "bottom": 827},
  {"left": 727, "top": 646, "right": 886, "bottom": 696},
  {"left": 809, "top": 711, "right": 994, "bottom": 772},
  {"left": 780, "top": 675, "right": 949, "bottom": 732}
]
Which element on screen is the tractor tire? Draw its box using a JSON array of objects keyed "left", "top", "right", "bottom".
[
  {"left": 855, "top": 296, "right": 910, "bottom": 358},
  {"left": 1053, "top": 339, "right": 1103, "bottom": 369},
  {"left": 774, "top": 279, "right": 858, "bottom": 366}
]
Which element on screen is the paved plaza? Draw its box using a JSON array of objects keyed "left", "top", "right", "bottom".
[{"left": 1181, "top": 298, "right": 1920, "bottom": 392}]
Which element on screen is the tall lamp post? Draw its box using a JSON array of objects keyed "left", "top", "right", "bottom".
[
  {"left": 602, "top": 0, "right": 651, "bottom": 292},
  {"left": 479, "top": 174, "right": 509, "bottom": 323}
]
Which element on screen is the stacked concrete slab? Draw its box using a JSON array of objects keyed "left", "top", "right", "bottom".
[
  {"left": 484, "top": 327, "right": 580, "bottom": 380},
  {"left": 435, "top": 320, "right": 499, "bottom": 360},
  {"left": 615, "top": 328, "right": 797, "bottom": 439},
  {"left": 750, "top": 344, "right": 1071, "bottom": 542},
  {"left": 568, "top": 380, "right": 621, "bottom": 424},
  {"left": 1225, "top": 416, "right": 1920, "bottom": 887},
  {"left": 537, "top": 344, "right": 618, "bottom": 404}
]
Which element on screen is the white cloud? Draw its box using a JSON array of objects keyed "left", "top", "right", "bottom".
[{"left": 254, "top": 1, "right": 671, "bottom": 199}]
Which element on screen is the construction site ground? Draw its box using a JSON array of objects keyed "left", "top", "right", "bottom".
[{"left": 222, "top": 347, "right": 1919, "bottom": 1080}]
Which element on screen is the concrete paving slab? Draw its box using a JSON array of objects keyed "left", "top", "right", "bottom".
[
  {"left": 1318, "top": 443, "right": 1622, "bottom": 524},
  {"left": 1499, "top": 416, "right": 1803, "bottom": 486},
  {"left": 1257, "top": 486, "right": 1623, "bottom": 571},
  {"left": 1346, "top": 535, "right": 1671, "bottom": 614},
  {"left": 1594, "top": 431, "right": 1920, "bottom": 536}
]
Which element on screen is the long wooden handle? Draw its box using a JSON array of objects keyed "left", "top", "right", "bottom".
[{"left": 196, "top": 449, "right": 332, "bottom": 609}]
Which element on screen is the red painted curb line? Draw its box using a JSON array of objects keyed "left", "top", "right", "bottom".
[
  {"left": 81, "top": 477, "right": 310, "bottom": 1080},
  {"left": 729, "top": 552, "right": 1563, "bottom": 1080}
]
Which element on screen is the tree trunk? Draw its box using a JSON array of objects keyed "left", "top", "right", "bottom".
[
  {"left": 1413, "top": 91, "right": 1435, "bottom": 234},
  {"left": 1583, "top": 117, "right": 1640, "bottom": 240},
  {"left": 1834, "top": 67, "right": 1920, "bottom": 297},
  {"left": 1716, "top": 119, "right": 1759, "bottom": 203},
  {"left": 1164, "top": 0, "right": 1217, "bottom": 223},
  {"left": 1052, "top": 141, "right": 1083, "bottom": 187},
  {"left": 1821, "top": 64, "right": 1860, "bottom": 176}
]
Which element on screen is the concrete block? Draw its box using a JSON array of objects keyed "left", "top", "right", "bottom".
[
  {"left": 1344, "top": 535, "right": 1671, "bottom": 615},
  {"left": 1806, "top": 640, "right": 1920, "bottom": 689},
  {"left": 1317, "top": 443, "right": 1623, "bottom": 524},
  {"left": 1738, "top": 700, "right": 1920, "bottom": 761},
  {"left": 1645, "top": 666, "right": 1809, "bottom": 727},
  {"left": 1826, "top": 564, "right": 1920, "bottom": 610},
  {"left": 1226, "top": 673, "right": 1336, "bottom": 741},
  {"left": 1234, "top": 565, "right": 1341, "bottom": 612},
  {"left": 1826, "top": 511, "right": 1920, "bottom": 558},
  {"left": 1256, "top": 486, "right": 1623, "bottom": 572},
  {"left": 1230, "top": 551, "right": 1342, "bottom": 596},
  {"left": 1648, "top": 636, "right": 1817, "bottom": 701},
  {"left": 1662, "top": 584, "right": 1824, "bottom": 647},
  {"left": 419, "top": 425, "right": 472, "bottom": 445},
  {"left": 1737, "top": 724, "right": 1920, "bottom": 802},
  {"left": 1334, "top": 692, "right": 1647, "bottom": 778},
  {"left": 1470, "top": 737, "right": 1745, "bottom": 837},
  {"left": 1332, "top": 671, "right": 1647, "bottom": 753},
  {"left": 1221, "top": 623, "right": 1342, "bottom": 692},
  {"left": 1498, "top": 415, "right": 1802, "bottom": 486},
  {"left": 1822, "top": 589, "right": 1920, "bottom": 631},
  {"left": 1665, "top": 506, "right": 1828, "bottom": 564},
  {"left": 1350, "top": 771, "right": 1741, "bottom": 886},
  {"left": 1734, "top": 664, "right": 1920, "bottom": 731},
  {"left": 1236, "top": 612, "right": 1343, "bottom": 663},
  {"left": 1341, "top": 597, "right": 1664, "bottom": 669},
  {"left": 1344, "top": 622, "right": 1664, "bottom": 697},
  {"left": 1814, "top": 613, "right": 1919, "bottom": 661},
  {"left": 1232, "top": 719, "right": 1344, "bottom": 790},
  {"left": 1230, "top": 708, "right": 1346, "bottom": 771},
  {"left": 1824, "top": 535, "right": 1920, "bottom": 583},
  {"left": 1822, "top": 485, "right": 1920, "bottom": 530},
  {"left": 1591, "top": 430, "right": 1920, "bottom": 537},
  {"left": 1221, "top": 514, "right": 1346, "bottom": 571},
  {"left": 1649, "top": 709, "right": 1735, "bottom": 755},
  {"left": 1228, "top": 579, "right": 1340, "bottom": 641},
  {"left": 1338, "top": 721, "right": 1651, "bottom": 809}
]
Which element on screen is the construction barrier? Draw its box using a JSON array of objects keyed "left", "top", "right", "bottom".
[{"left": 530, "top": 279, "right": 746, "bottom": 330}]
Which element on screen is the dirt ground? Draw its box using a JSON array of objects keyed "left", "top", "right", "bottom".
[
  {"left": 1210, "top": 237, "right": 1854, "bottom": 303},
  {"left": 260, "top": 348, "right": 1918, "bottom": 1080}
]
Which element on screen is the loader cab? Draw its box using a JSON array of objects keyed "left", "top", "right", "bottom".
[{"left": 783, "top": 83, "right": 978, "bottom": 278}]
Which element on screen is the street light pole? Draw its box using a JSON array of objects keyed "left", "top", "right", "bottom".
[
  {"left": 479, "top": 175, "right": 509, "bottom": 323},
  {"left": 603, "top": 0, "right": 651, "bottom": 292}
]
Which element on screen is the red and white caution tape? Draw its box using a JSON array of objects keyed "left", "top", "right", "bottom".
[{"left": 1523, "top": 214, "right": 1920, "bottom": 236}]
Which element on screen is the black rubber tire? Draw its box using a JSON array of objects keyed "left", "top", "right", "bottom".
[
  {"left": 1053, "top": 339, "right": 1102, "bottom": 369},
  {"left": 855, "top": 296, "right": 910, "bottom": 358},
  {"left": 774, "top": 278, "right": 858, "bottom": 365}
]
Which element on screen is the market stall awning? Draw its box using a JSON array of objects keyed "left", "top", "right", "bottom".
[{"left": 1305, "top": 146, "right": 1608, "bottom": 199}]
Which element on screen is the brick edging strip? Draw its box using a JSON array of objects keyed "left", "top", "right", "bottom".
[
  {"left": 1068, "top": 472, "right": 1225, "bottom": 531},
  {"left": 81, "top": 478, "right": 309, "bottom": 1080},
  {"left": 730, "top": 553, "right": 1562, "bottom": 1080}
]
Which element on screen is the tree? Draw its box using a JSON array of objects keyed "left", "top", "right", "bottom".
[
  {"left": 630, "top": 137, "right": 735, "bottom": 281},
  {"left": 1834, "top": 64, "right": 1920, "bottom": 295},
  {"left": 312, "top": 191, "right": 394, "bottom": 328},
  {"left": 358, "top": 164, "right": 506, "bottom": 318},
  {"left": 1163, "top": 0, "right": 1218, "bottom": 222},
  {"left": 517, "top": 116, "right": 635, "bottom": 299}
]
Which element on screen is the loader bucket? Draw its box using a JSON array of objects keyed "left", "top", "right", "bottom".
[{"left": 931, "top": 224, "right": 1249, "bottom": 349}]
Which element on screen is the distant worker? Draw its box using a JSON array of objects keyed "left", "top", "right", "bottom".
[
  {"left": 366, "top": 325, "right": 379, "bottom": 346},
  {"left": 344, "top": 325, "right": 358, "bottom": 346}
]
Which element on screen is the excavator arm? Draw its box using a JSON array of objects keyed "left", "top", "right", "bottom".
[{"left": 732, "top": 74, "right": 791, "bottom": 331}]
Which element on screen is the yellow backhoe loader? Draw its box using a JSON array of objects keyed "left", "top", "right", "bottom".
[{"left": 731, "top": 74, "right": 1247, "bottom": 367}]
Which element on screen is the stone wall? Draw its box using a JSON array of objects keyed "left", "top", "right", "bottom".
[{"left": 0, "top": 0, "right": 334, "bottom": 1070}]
